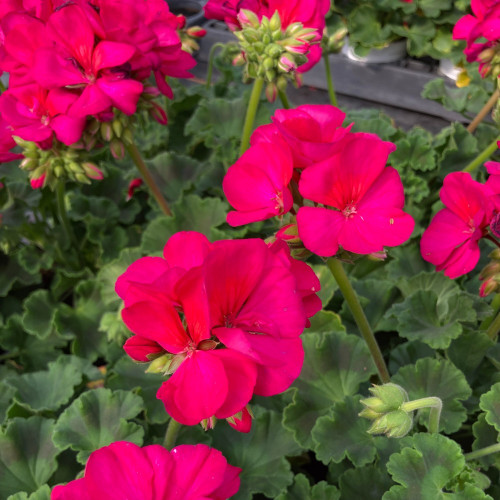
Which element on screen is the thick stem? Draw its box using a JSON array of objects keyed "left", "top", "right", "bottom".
[
  {"left": 464, "top": 442, "right": 500, "bottom": 461},
  {"left": 467, "top": 89, "right": 500, "bottom": 133},
  {"left": 240, "top": 77, "right": 264, "bottom": 155},
  {"left": 326, "top": 257, "right": 390, "bottom": 383},
  {"left": 463, "top": 135, "right": 500, "bottom": 173},
  {"left": 486, "top": 310, "right": 500, "bottom": 340},
  {"left": 125, "top": 141, "right": 172, "bottom": 216},
  {"left": 278, "top": 88, "right": 291, "bottom": 109},
  {"left": 163, "top": 418, "right": 182, "bottom": 449},
  {"left": 205, "top": 42, "right": 225, "bottom": 90},
  {"left": 56, "top": 182, "right": 79, "bottom": 250},
  {"left": 323, "top": 53, "right": 338, "bottom": 107},
  {"left": 401, "top": 396, "right": 442, "bottom": 433}
]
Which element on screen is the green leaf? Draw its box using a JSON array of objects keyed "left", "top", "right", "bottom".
[
  {"left": 283, "top": 331, "right": 375, "bottom": 448},
  {"left": 22, "top": 290, "right": 57, "bottom": 339},
  {"left": 340, "top": 465, "right": 394, "bottom": 500},
  {"left": 448, "top": 330, "right": 494, "bottom": 379},
  {"left": 384, "top": 433, "right": 465, "bottom": 499},
  {"left": 0, "top": 417, "right": 59, "bottom": 498},
  {"left": 210, "top": 409, "right": 302, "bottom": 500},
  {"left": 312, "top": 264, "right": 338, "bottom": 307},
  {"left": 0, "top": 251, "right": 40, "bottom": 298},
  {"left": 107, "top": 356, "right": 168, "bottom": 424},
  {"left": 141, "top": 195, "right": 228, "bottom": 254},
  {"left": 308, "top": 310, "right": 345, "bottom": 334},
  {"left": 7, "top": 484, "right": 51, "bottom": 500},
  {"left": 472, "top": 413, "right": 500, "bottom": 469},
  {"left": 387, "top": 290, "right": 473, "bottom": 349},
  {"left": 346, "top": 108, "right": 399, "bottom": 140},
  {"left": 480, "top": 382, "right": 500, "bottom": 433},
  {"left": 53, "top": 388, "right": 144, "bottom": 464},
  {"left": 392, "top": 358, "right": 472, "bottom": 433},
  {"left": 311, "top": 396, "right": 377, "bottom": 466},
  {"left": 5, "top": 356, "right": 84, "bottom": 413},
  {"left": 276, "top": 474, "right": 340, "bottom": 500},
  {"left": 388, "top": 340, "right": 435, "bottom": 374},
  {"left": 392, "top": 128, "right": 436, "bottom": 173}
]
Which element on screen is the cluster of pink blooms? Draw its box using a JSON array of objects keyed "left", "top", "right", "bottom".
[
  {"left": 0, "top": 0, "right": 196, "bottom": 159},
  {"left": 204, "top": 0, "right": 330, "bottom": 72},
  {"left": 421, "top": 164, "right": 500, "bottom": 286},
  {"left": 52, "top": 441, "right": 241, "bottom": 499},
  {"left": 453, "top": 0, "right": 500, "bottom": 77},
  {"left": 223, "top": 104, "right": 415, "bottom": 258},
  {"left": 116, "top": 231, "right": 320, "bottom": 431}
]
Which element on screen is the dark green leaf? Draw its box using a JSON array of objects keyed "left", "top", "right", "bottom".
[
  {"left": 392, "top": 358, "right": 472, "bottom": 433},
  {"left": 7, "top": 484, "right": 51, "bottom": 500},
  {"left": 107, "top": 356, "right": 168, "bottom": 424},
  {"left": 472, "top": 414, "right": 500, "bottom": 469},
  {"left": 211, "top": 409, "right": 302, "bottom": 500},
  {"left": 53, "top": 388, "right": 144, "bottom": 464},
  {"left": 22, "top": 290, "right": 57, "bottom": 339},
  {"left": 0, "top": 417, "right": 59, "bottom": 498},
  {"left": 480, "top": 382, "right": 500, "bottom": 433},
  {"left": 311, "top": 396, "right": 377, "bottom": 466},
  {"left": 384, "top": 433, "right": 465, "bottom": 499},
  {"left": 340, "top": 464, "right": 394, "bottom": 500},
  {"left": 276, "top": 474, "right": 340, "bottom": 500},
  {"left": 283, "top": 331, "right": 375, "bottom": 448},
  {"left": 5, "top": 356, "right": 83, "bottom": 413}
]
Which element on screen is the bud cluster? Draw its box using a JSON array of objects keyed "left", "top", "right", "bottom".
[
  {"left": 321, "top": 25, "right": 348, "bottom": 54},
  {"left": 359, "top": 383, "right": 413, "bottom": 438},
  {"left": 233, "top": 9, "right": 320, "bottom": 100},
  {"left": 479, "top": 247, "right": 500, "bottom": 297},
  {"left": 17, "top": 138, "right": 103, "bottom": 190},
  {"left": 478, "top": 45, "right": 500, "bottom": 79}
]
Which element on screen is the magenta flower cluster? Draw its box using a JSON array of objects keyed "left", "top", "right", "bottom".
[
  {"left": 223, "top": 104, "right": 416, "bottom": 257},
  {"left": 0, "top": 0, "right": 196, "bottom": 158}
]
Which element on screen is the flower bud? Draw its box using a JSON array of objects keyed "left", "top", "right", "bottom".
[
  {"left": 265, "top": 82, "right": 277, "bottom": 102},
  {"left": 200, "top": 416, "right": 217, "bottom": 431},
  {"left": 110, "top": 139, "right": 125, "bottom": 159},
  {"left": 112, "top": 119, "right": 123, "bottom": 138},
  {"left": 100, "top": 121, "right": 114, "bottom": 142},
  {"left": 367, "top": 410, "right": 413, "bottom": 438},
  {"left": 480, "top": 277, "right": 499, "bottom": 297},
  {"left": 146, "top": 353, "right": 174, "bottom": 374},
  {"left": 238, "top": 9, "right": 260, "bottom": 29},
  {"left": 269, "top": 11, "right": 281, "bottom": 32},
  {"left": 186, "top": 26, "right": 207, "bottom": 38},
  {"left": 362, "top": 383, "right": 409, "bottom": 414},
  {"left": 278, "top": 55, "right": 296, "bottom": 73},
  {"left": 82, "top": 162, "right": 104, "bottom": 180},
  {"left": 30, "top": 173, "right": 46, "bottom": 189}
]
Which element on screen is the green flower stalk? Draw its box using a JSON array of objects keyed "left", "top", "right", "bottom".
[{"left": 360, "top": 383, "right": 443, "bottom": 438}]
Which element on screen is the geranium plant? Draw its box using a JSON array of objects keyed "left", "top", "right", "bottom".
[{"left": 1, "top": 0, "right": 500, "bottom": 499}]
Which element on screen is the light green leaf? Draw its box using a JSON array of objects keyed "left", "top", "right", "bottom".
[
  {"left": 392, "top": 358, "right": 472, "bottom": 433},
  {"left": 211, "top": 409, "right": 302, "bottom": 500},
  {"left": 384, "top": 433, "right": 465, "bottom": 499},
  {"left": 53, "top": 388, "right": 144, "bottom": 464},
  {"left": 283, "top": 331, "right": 375, "bottom": 448},
  {"left": 0, "top": 417, "right": 59, "bottom": 498},
  {"left": 312, "top": 264, "right": 338, "bottom": 307},
  {"left": 311, "top": 396, "right": 377, "bottom": 466},
  {"left": 5, "top": 356, "right": 83, "bottom": 412}
]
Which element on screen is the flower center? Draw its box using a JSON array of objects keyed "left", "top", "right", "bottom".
[{"left": 342, "top": 204, "right": 357, "bottom": 218}]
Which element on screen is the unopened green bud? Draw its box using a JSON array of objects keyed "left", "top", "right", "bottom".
[
  {"left": 266, "top": 44, "right": 282, "bottom": 58},
  {"left": 31, "top": 164, "right": 47, "bottom": 180},
  {"left": 489, "top": 248, "right": 500, "bottom": 260},
  {"left": 87, "top": 119, "right": 101, "bottom": 135},
  {"left": 122, "top": 129, "right": 134, "bottom": 145},
  {"left": 75, "top": 172, "right": 91, "bottom": 184},
  {"left": 265, "top": 69, "right": 276, "bottom": 82},
  {"left": 20, "top": 158, "right": 38, "bottom": 171},
  {"left": 100, "top": 121, "right": 113, "bottom": 142},
  {"left": 54, "top": 165, "right": 65, "bottom": 178},
  {"left": 358, "top": 407, "right": 381, "bottom": 420},
  {"left": 365, "top": 383, "right": 409, "bottom": 412},
  {"left": 262, "top": 33, "right": 271, "bottom": 45},
  {"left": 112, "top": 119, "right": 123, "bottom": 138},
  {"left": 269, "top": 11, "right": 281, "bottom": 31},
  {"left": 263, "top": 57, "right": 275, "bottom": 70},
  {"left": 146, "top": 353, "right": 173, "bottom": 374},
  {"left": 368, "top": 410, "right": 413, "bottom": 438},
  {"left": 67, "top": 161, "right": 83, "bottom": 174}
]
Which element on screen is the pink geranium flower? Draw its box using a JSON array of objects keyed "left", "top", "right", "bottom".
[
  {"left": 453, "top": 0, "right": 500, "bottom": 76},
  {"left": 51, "top": 441, "right": 241, "bottom": 500},
  {"left": 116, "top": 232, "right": 318, "bottom": 429},
  {"left": 223, "top": 141, "right": 294, "bottom": 226},
  {"left": 421, "top": 171, "right": 496, "bottom": 278},
  {"left": 0, "top": 116, "right": 23, "bottom": 163},
  {"left": 0, "top": 85, "right": 86, "bottom": 146},
  {"left": 33, "top": 4, "right": 143, "bottom": 117},
  {"left": 271, "top": 104, "right": 352, "bottom": 168},
  {"left": 296, "top": 133, "right": 415, "bottom": 257}
]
